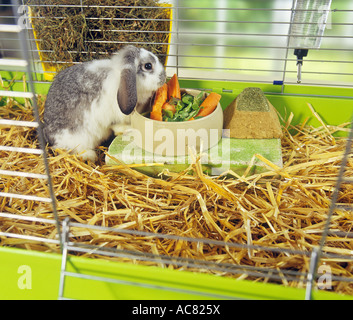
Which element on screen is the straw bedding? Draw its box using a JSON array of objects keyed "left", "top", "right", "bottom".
[{"left": 1, "top": 94, "right": 353, "bottom": 296}]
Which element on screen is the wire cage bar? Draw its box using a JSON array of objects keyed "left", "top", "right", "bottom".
[
  {"left": 1, "top": 0, "right": 353, "bottom": 300},
  {"left": 0, "top": 1, "right": 62, "bottom": 247}
]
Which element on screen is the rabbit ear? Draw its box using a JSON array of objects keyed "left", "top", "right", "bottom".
[{"left": 117, "top": 68, "right": 137, "bottom": 115}]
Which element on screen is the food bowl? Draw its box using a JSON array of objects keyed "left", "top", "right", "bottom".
[{"left": 130, "top": 89, "right": 223, "bottom": 157}]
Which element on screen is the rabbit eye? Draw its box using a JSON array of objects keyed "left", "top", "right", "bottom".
[{"left": 144, "top": 63, "right": 153, "bottom": 71}]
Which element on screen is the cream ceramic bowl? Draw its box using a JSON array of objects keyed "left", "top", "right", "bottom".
[{"left": 130, "top": 89, "right": 223, "bottom": 157}]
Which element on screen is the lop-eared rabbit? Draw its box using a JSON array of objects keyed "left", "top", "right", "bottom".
[{"left": 43, "top": 45, "right": 166, "bottom": 161}]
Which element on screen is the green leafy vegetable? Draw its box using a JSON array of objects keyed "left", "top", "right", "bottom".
[{"left": 162, "top": 92, "right": 205, "bottom": 122}]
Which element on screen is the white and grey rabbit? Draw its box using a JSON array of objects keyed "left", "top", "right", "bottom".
[{"left": 43, "top": 45, "right": 166, "bottom": 161}]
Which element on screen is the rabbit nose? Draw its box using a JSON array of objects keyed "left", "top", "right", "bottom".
[{"left": 159, "top": 70, "right": 167, "bottom": 86}]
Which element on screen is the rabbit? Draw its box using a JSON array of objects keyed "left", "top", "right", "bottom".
[{"left": 43, "top": 45, "right": 166, "bottom": 162}]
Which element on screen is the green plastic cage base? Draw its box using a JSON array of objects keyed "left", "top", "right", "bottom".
[
  {"left": 1, "top": 71, "right": 352, "bottom": 134},
  {"left": 0, "top": 246, "right": 351, "bottom": 300}
]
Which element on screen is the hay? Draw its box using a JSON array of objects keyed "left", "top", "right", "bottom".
[
  {"left": 26, "top": 0, "right": 171, "bottom": 69},
  {"left": 1, "top": 93, "right": 353, "bottom": 296}
]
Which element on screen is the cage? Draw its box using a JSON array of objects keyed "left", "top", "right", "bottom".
[{"left": 0, "top": 0, "right": 353, "bottom": 301}]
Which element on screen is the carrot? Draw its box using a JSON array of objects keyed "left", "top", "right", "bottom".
[
  {"left": 167, "top": 74, "right": 181, "bottom": 100},
  {"left": 195, "top": 92, "right": 221, "bottom": 118},
  {"left": 162, "top": 102, "right": 176, "bottom": 114},
  {"left": 150, "top": 83, "right": 168, "bottom": 121}
]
